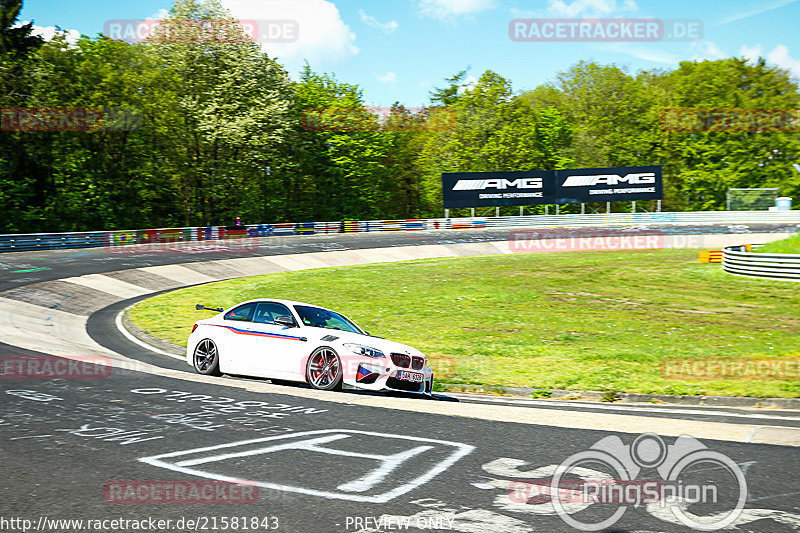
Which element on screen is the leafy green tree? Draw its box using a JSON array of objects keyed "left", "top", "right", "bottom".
[
  {"left": 659, "top": 58, "right": 800, "bottom": 210},
  {"left": 0, "top": 0, "right": 42, "bottom": 57},
  {"left": 430, "top": 67, "right": 471, "bottom": 106},
  {"left": 417, "top": 70, "right": 574, "bottom": 215},
  {"left": 145, "top": 0, "right": 295, "bottom": 226}
]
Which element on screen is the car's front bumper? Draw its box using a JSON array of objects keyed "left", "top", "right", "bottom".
[{"left": 344, "top": 360, "right": 433, "bottom": 395}]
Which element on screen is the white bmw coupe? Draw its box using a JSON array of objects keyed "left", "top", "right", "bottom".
[{"left": 187, "top": 299, "right": 434, "bottom": 395}]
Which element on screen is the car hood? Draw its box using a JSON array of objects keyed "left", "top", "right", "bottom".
[{"left": 308, "top": 328, "right": 424, "bottom": 357}]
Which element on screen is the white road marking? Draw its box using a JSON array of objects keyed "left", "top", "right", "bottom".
[
  {"left": 115, "top": 306, "right": 184, "bottom": 361},
  {"left": 451, "top": 394, "right": 800, "bottom": 422},
  {"left": 139, "top": 429, "right": 474, "bottom": 503}
]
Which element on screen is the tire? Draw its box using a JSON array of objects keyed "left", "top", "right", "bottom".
[
  {"left": 193, "top": 339, "right": 221, "bottom": 376},
  {"left": 305, "top": 347, "right": 342, "bottom": 391}
]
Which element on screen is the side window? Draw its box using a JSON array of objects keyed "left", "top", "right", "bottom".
[
  {"left": 224, "top": 303, "right": 256, "bottom": 322},
  {"left": 252, "top": 302, "right": 294, "bottom": 325}
]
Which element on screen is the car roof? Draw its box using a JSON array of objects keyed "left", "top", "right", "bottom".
[{"left": 234, "top": 298, "right": 331, "bottom": 310}]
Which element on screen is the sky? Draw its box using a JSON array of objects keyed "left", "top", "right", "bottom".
[{"left": 19, "top": 0, "right": 800, "bottom": 107}]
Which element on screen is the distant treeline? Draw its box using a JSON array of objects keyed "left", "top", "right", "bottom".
[{"left": 1, "top": 0, "right": 798, "bottom": 233}]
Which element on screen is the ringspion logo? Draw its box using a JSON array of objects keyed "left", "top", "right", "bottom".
[{"left": 547, "top": 433, "right": 746, "bottom": 531}]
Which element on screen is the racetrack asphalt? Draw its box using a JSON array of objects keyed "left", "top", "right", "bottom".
[{"left": 2, "top": 223, "right": 800, "bottom": 532}]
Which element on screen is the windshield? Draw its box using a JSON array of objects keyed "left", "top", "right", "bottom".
[{"left": 294, "top": 305, "right": 364, "bottom": 334}]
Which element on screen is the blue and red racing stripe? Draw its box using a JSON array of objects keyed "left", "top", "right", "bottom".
[{"left": 208, "top": 324, "right": 306, "bottom": 342}]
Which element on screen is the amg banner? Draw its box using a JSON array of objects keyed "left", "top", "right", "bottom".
[{"left": 442, "top": 165, "right": 663, "bottom": 208}]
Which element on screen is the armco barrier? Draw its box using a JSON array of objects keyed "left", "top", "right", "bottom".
[
  {"left": 722, "top": 245, "right": 800, "bottom": 281},
  {"left": 1, "top": 210, "right": 799, "bottom": 253}
]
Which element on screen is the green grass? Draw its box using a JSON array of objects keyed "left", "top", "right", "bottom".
[
  {"left": 757, "top": 233, "right": 800, "bottom": 254},
  {"left": 129, "top": 249, "right": 800, "bottom": 398}
]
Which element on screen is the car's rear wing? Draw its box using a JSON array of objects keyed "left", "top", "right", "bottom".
[{"left": 195, "top": 304, "right": 224, "bottom": 312}]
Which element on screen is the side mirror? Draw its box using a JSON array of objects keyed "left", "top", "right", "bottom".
[{"left": 274, "top": 315, "right": 296, "bottom": 328}]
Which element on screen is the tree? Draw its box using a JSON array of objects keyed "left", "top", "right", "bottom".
[
  {"left": 0, "top": 0, "right": 42, "bottom": 58},
  {"left": 417, "top": 70, "right": 574, "bottom": 215},
  {"left": 660, "top": 58, "right": 800, "bottom": 210},
  {"left": 430, "top": 67, "right": 471, "bottom": 106},
  {"left": 145, "top": 0, "right": 295, "bottom": 226}
]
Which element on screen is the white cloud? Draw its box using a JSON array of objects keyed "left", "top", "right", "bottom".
[
  {"left": 691, "top": 40, "right": 727, "bottom": 61},
  {"left": 741, "top": 44, "right": 800, "bottom": 79},
  {"left": 15, "top": 22, "right": 80, "bottom": 45},
  {"left": 717, "top": 0, "right": 798, "bottom": 26},
  {"left": 597, "top": 43, "right": 678, "bottom": 65},
  {"left": 149, "top": 8, "right": 170, "bottom": 20},
  {"left": 547, "top": 0, "right": 637, "bottom": 17},
  {"left": 463, "top": 75, "right": 479, "bottom": 91},
  {"left": 740, "top": 44, "right": 763, "bottom": 63},
  {"left": 417, "top": 0, "right": 497, "bottom": 21},
  {"left": 377, "top": 71, "right": 397, "bottom": 83},
  {"left": 512, "top": 0, "right": 638, "bottom": 18},
  {"left": 766, "top": 45, "right": 800, "bottom": 79},
  {"left": 221, "top": 0, "right": 358, "bottom": 75},
  {"left": 359, "top": 10, "right": 399, "bottom": 33}
]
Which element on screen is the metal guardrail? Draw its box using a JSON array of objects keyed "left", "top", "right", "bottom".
[
  {"left": 1, "top": 211, "right": 799, "bottom": 253},
  {"left": 722, "top": 245, "right": 800, "bottom": 281}
]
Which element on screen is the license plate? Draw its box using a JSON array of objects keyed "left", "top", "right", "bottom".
[{"left": 397, "top": 371, "right": 423, "bottom": 383}]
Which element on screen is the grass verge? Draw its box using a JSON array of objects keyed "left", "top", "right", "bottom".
[
  {"left": 129, "top": 249, "right": 800, "bottom": 398},
  {"left": 757, "top": 232, "right": 800, "bottom": 254}
]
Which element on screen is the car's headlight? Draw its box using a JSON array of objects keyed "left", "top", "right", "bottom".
[{"left": 343, "top": 343, "right": 385, "bottom": 358}]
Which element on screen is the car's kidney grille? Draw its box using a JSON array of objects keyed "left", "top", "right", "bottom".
[
  {"left": 411, "top": 356, "right": 424, "bottom": 370},
  {"left": 391, "top": 353, "right": 411, "bottom": 368}
]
